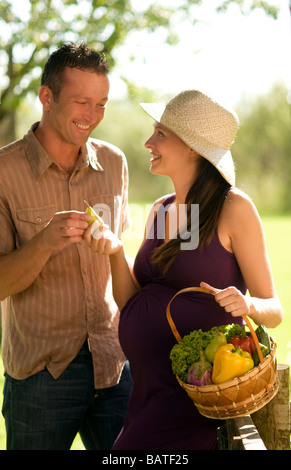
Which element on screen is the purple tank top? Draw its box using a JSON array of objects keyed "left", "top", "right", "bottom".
[
  {"left": 113, "top": 193, "right": 246, "bottom": 450},
  {"left": 135, "top": 193, "right": 246, "bottom": 294}
]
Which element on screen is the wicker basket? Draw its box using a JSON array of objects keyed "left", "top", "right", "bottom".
[{"left": 167, "top": 287, "right": 279, "bottom": 420}]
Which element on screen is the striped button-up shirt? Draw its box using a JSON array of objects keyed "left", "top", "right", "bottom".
[{"left": 0, "top": 123, "right": 130, "bottom": 388}]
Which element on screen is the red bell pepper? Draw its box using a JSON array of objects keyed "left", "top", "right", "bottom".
[{"left": 230, "top": 334, "right": 256, "bottom": 356}]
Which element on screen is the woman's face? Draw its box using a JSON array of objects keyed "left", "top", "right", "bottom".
[{"left": 144, "top": 122, "right": 198, "bottom": 178}]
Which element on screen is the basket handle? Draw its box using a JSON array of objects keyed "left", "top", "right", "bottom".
[{"left": 166, "top": 286, "right": 264, "bottom": 365}]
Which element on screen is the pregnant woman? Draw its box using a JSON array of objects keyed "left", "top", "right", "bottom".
[{"left": 84, "top": 89, "right": 282, "bottom": 450}]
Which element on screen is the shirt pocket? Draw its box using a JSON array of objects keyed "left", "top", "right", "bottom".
[
  {"left": 85, "top": 194, "right": 122, "bottom": 236},
  {"left": 16, "top": 204, "right": 57, "bottom": 245}
]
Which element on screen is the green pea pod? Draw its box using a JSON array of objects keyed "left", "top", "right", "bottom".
[{"left": 252, "top": 342, "right": 269, "bottom": 366}]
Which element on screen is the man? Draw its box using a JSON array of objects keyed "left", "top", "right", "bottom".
[{"left": 0, "top": 42, "right": 132, "bottom": 450}]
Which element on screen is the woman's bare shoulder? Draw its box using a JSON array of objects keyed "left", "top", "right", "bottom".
[
  {"left": 223, "top": 187, "right": 262, "bottom": 233},
  {"left": 225, "top": 187, "right": 259, "bottom": 216}
]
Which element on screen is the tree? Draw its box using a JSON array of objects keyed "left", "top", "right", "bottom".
[{"left": 0, "top": 0, "right": 278, "bottom": 145}]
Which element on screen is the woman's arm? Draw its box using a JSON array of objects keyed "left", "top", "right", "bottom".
[
  {"left": 201, "top": 189, "right": 283, "bottom": 328},
  {"left": 109, "top": 248, "right": 140, "bottom": 310}
]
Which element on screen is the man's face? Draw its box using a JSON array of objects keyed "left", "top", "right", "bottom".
[{"left": 46, "top": 67, "right": 109, "bottom": 147}]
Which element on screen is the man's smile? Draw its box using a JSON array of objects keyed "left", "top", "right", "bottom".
[{"left": 73, "top": 121, "right": 91, "bottom": 130}]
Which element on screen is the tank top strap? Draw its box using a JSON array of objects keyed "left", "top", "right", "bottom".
[{"left": 162, "top": 193, "right": 176, "bottom": 207}]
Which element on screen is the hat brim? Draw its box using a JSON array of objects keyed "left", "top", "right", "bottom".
[
  {"left": 140, "top": 102, "right": 235, "bottom": 186},
  {"left": 140, "top": 103, "right": 166, "bottom": 122},
  {"left": 214, "top": 150, "right": 235, "bottom": 187}
]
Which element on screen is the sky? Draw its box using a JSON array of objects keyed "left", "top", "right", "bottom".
[{"left": 109, "top": 0, "right": 291, "bottom": 107}]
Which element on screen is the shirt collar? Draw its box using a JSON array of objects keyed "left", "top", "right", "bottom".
[
  {"left": 84, "top": 139, "right": 104, "bottom": 172},
  {"left": 24, "top": 123, "right": 104, "bottom": 179},
  {"left": 24, "top": 123, "right": 54, "bottom": 179}
]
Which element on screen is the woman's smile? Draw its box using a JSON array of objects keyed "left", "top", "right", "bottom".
[{"left": 150, "top": 153, "right": 161, "bottom": 163}]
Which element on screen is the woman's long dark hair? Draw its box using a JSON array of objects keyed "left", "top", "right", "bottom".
[{"left": 151, "top": 157, "right": 231, "bottom": 271}]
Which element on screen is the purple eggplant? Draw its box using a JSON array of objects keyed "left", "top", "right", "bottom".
[{"left": 187, "top": 349, "right": 213, "bottom": 386}]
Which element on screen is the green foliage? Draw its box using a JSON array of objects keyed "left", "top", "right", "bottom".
[
  {"left": 0, "top": 0, "right": 178, "bottom": 140},
  {"left": 217, "top": 0, "right": 279, "bottom": 17},
  {"left": 233, "top": 83, "right": 291, "bottom": 213},
  {"left": 0, "top": 0, "right": 279, "bottom": 142}
]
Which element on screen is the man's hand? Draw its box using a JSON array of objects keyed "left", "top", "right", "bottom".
[
  {"left": 0, "top": 210, "right": 91, "bottom": 300},
  {"left": 42, "top": 211, "right": 91, "bottom": 252}
]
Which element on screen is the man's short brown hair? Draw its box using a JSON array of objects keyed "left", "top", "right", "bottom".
[{"left": 41, "top": 42, "right": 109, "bottom": 99}]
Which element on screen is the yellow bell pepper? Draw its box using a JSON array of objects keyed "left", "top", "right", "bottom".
[{"left": 212, "top": 344, "right": 254, "bottom": 384}]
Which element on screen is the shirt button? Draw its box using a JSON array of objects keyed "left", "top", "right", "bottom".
[
  {"left": 83, "top": 267, "right": 87, "bottom": 274},
  {"left": 86, "top": 295, "right": 92, "bottom": 302},
  {"left": 36, "top": 216, "right": 42, "bottom": 223}
]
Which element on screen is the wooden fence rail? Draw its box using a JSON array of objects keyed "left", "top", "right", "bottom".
[{"left": 218, "top": 363, "right": 290, "bottom": 450}]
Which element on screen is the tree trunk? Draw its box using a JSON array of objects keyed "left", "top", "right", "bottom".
[{"left": 252, "top": 364, "right": 290, "bottom": 450}]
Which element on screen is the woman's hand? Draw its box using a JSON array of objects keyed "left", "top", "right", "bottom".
[
  {"left": 200, "top": 281, "right": 251, "bottom": 318},
  {"left": 83, "top": 223, "right": 123, "bottom": 256}
]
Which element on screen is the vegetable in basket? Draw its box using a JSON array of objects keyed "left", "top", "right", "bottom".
[
  {"left": 187, "top": 349, "right": 213, "bottom": 386},
  {"left": 255, "top": 325, "right": 271, "bottom": 353},
  {"left": 169, "top": 323, "right": 245, "bottom": 383},
  {"left": 252, "top": 324, "right": 271, "bottom": 366},
  {"left": 230, "top": 334, "right": 256, "bottom": 356},
  {"left": 204, "top": 330, "right": 227, "bottom": 363},
  {"left": 252, "top": 342, "right": 270, "bottom": 366},
  {"left": 229, "top": 323, "right": 272, "bottom": 366},
  {"left": 212, "top": 344, "right": 254, "bottom": 384}
]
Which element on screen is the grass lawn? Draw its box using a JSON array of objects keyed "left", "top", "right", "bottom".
[
  {"left": 0, "top": 211, "right": 290, "bottom": 450},
  {"left": 259, "top": 215, "right": 291, "bottom": 366}
]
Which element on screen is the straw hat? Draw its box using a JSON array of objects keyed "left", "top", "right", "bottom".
[{"left": 140, "top": 90, "right": 239, "bottom": 186}]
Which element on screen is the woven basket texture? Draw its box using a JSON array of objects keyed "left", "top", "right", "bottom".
[
  {"left": 167, "top": 287, "right": 279, "bottom": 419},
  {"left": 177, "top": 339, "right": 279, "bottom": 419}
]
